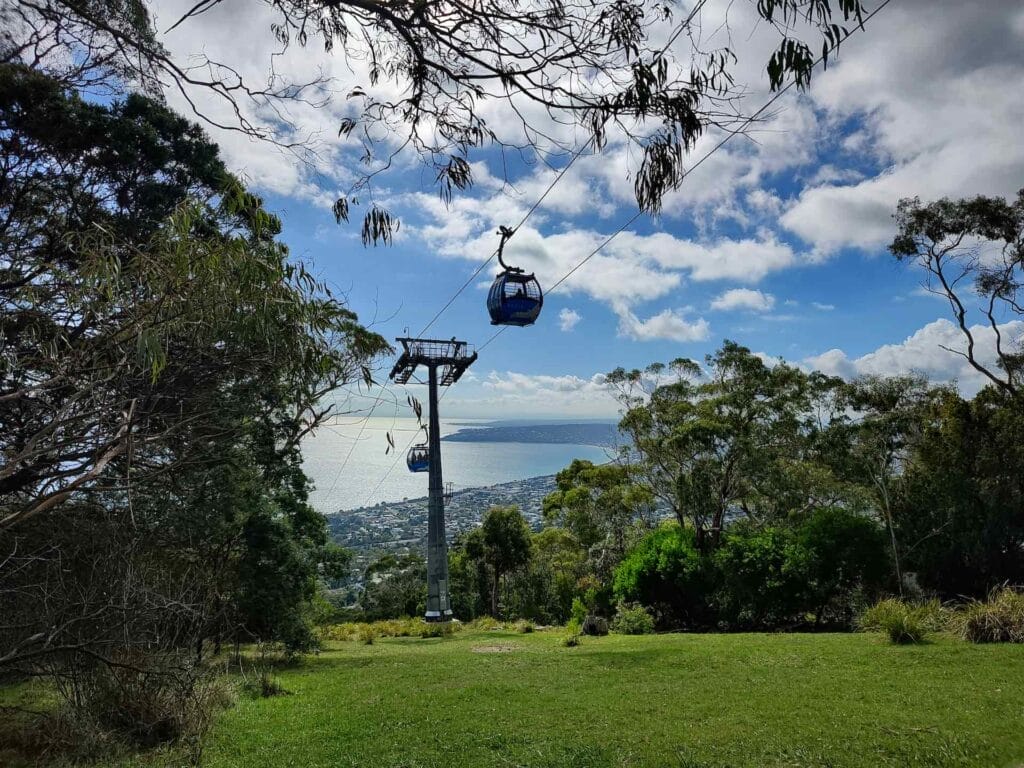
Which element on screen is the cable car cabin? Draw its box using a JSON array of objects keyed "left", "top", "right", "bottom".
[
  {"left": 487, "top": 271, "right": 543, "bottom": 326},
  {"left": 406, "top": 445, "right": 429, "bottom": 473},
  {"left": 486, "top": 225, "right": 544, "bottom": 326}
]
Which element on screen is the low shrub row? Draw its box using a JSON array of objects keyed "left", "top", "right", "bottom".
[
  {"left": 320, "top": 618, "right": 462, "bottom": 643},
  {"left": 860, "top": 588, "right": 1024, "bottom": 644},
  {"left": 322, "top": 590, "right": 1023, "bottom": 648},
  {"left": 859, "top": 598, "right": 945, "bottom": 644},
  {"left": 320, "top": 615, "right": 532, "bottom": 644}
]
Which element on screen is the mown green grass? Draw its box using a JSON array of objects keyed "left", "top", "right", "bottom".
[{"left": 7, "top": 631, "right": 1024, "bottom": 767}]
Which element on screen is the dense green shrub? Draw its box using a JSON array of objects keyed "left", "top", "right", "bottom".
[
  {"left": 611, "top": 513, "right": 890, "bottom": 631},
  {"left": 794, "top": 508, "right": 890, "bottom": 624},
  {"left": 612, "top": 522, "right": 710, "bottom": 627},
  {"left": 611, "top": 603, "right": 655, "bottom": 635},
  {"left": 579, "top": 573, "right": 616, "bottom": 618},
  {"left": 953, "top": 588, "right": 1024, "bottom": 643},
  {"left": 504, "top": 528, "right": 588, "bottom": 624},
  {"left": 710, "top": 512, "right": 889, "bottom": 630},
  {"left": 713, "top": 523, "right": 803, "bottom": 628}
]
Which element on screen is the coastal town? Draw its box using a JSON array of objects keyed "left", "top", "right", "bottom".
[{"left": 326, "top": 474, "right": 557, "bottom": 573}]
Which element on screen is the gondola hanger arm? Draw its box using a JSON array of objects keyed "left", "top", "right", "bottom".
[{"left": 496, "top": 225, "right": 520, "bottom": 272}]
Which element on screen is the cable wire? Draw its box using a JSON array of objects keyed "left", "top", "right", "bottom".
[{"left": 415, "top": 0, "right": 712, "bottom": 339}]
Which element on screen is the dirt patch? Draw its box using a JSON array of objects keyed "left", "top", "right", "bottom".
[{"left": 471, "top": 644, "right": 518, "bottom": 653}]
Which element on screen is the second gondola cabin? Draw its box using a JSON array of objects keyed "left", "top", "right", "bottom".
[
  {"left": 487, "top": 225, "right": 543, "bottom": 326},
  {"left": 407, "top": 444, "right": 429, "bottom": 473}
]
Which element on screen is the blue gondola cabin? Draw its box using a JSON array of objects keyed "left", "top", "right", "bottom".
[
  {"left": 407, "top": 445, "right": 429, "bottom": 472},
  {"left": 487, "top": 225, "right": 544, "bottom": 326},
  {"left": 487, "top": 270, "right": 543, "bottom": 326}
]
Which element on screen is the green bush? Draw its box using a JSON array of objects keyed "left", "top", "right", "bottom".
[
  {"left": 243, "top": 665, "right": 289, "bottom": 699},
  {"left": 612, "top": 522, "right": 710, "bottom": 627},
  {"left": 794, "top": 507, "right": 889, "bottom": 625},
  {"left": 357, "top": 625, "right": 378, "bottom": 644},
  {"left": 710, "top": 511, "right": 889, "bottom": 630},
  {"left": 609, "top": 513, "right": 890, "bottom": 632},
  {"left": 569, "top": 596, "right": 588, "bottom": 627},
  {"left": 468, "top": 618, "right": 503, "bottom": 634},
  {"left": 859, "top": 598, "right": 940, "bottom": 644},
  {"left": 611, "top": 602, "right": 655, "bottom": 635},
  {"left": 561, "top": 632, "right": 582, "bottom": 647},
  {"left": 374, "top": 619, "right": 402, "bottom": 638},
  {"left": 469, "top": 616, "right": 502, "bottom": 632},
  {"left": 953, "top": 588, "right": 1024, "bottom": 643},
  {"left": 713, "top": 523, "right": 803, "bottom": 629}
]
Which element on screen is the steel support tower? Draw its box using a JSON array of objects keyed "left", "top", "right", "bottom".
[{"left": 389, "top": 338, "right": 478, "bottom": 621}]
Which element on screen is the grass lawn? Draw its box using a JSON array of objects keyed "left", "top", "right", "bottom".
[{"left": 5, "top": 630, "right": 1024, "bottom": 767}]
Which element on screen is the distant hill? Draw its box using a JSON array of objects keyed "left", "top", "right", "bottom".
[{"left": 442, "top": 422, "right": 619, "bottom": 447}]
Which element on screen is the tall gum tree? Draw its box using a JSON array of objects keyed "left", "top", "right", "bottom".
[
  {"left": 607, "top": 342, "right": 851, "bottom": 551},
  {"left": 891, "top": 190, "right": 1024, "bottom": 399}
]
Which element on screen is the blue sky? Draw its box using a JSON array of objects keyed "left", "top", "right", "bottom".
[{"left": 150, "top": 0, "right": 1024, "bottom": 418}]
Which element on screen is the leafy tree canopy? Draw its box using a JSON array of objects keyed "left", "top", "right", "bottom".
[
  {"left": 1, "top": 66, "right": 387, "bottom": 669},
  {"left": 4, "top": 0, "right": 874, "bottom": 242},
  {"left": 543, "top": 459, "right": 653, "bottom": 569},
  {"left": 464, "top": 505, "right": 533, "bottom": 617},
  {"left": 608, "top": 341, "right": 849, "bottom": 549}
]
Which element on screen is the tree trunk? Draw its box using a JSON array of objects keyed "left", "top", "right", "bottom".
[
  {"left": 490, "top": 568, "right": 501, "bottom": 618},
  {"left": 878, "top": 475, "right": 903, "bottom": 597}
]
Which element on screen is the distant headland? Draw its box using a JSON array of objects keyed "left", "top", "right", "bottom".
[{"left": 442, "top": 421, "right": 619, "bottom": 447}]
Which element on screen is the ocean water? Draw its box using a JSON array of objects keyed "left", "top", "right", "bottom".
[{"left": 301, "top": 417, "right": 611, "bottom": 513}]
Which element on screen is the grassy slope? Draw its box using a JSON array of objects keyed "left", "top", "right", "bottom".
[{"left": 193, "top": 631, "right": 1024, "bottom": 768}]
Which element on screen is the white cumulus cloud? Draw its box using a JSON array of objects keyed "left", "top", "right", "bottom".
[
  {"left": 804, "top": 318, "right": 1024, "bottom": 395},
  {"left": 781, "top": 0, "right": 1024, "bottom": 255},
  {"left": 615, "top": 306, "right": 711, "bottom": 343},
  {"left": 710, "top": 288, "right": 776, "bottom": 312},
  {"left": 558, "top": 308, "right": 582, "bottom": 332},
  {"left": 446, "top": 370, "right": 620, "bottom": 418}
]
